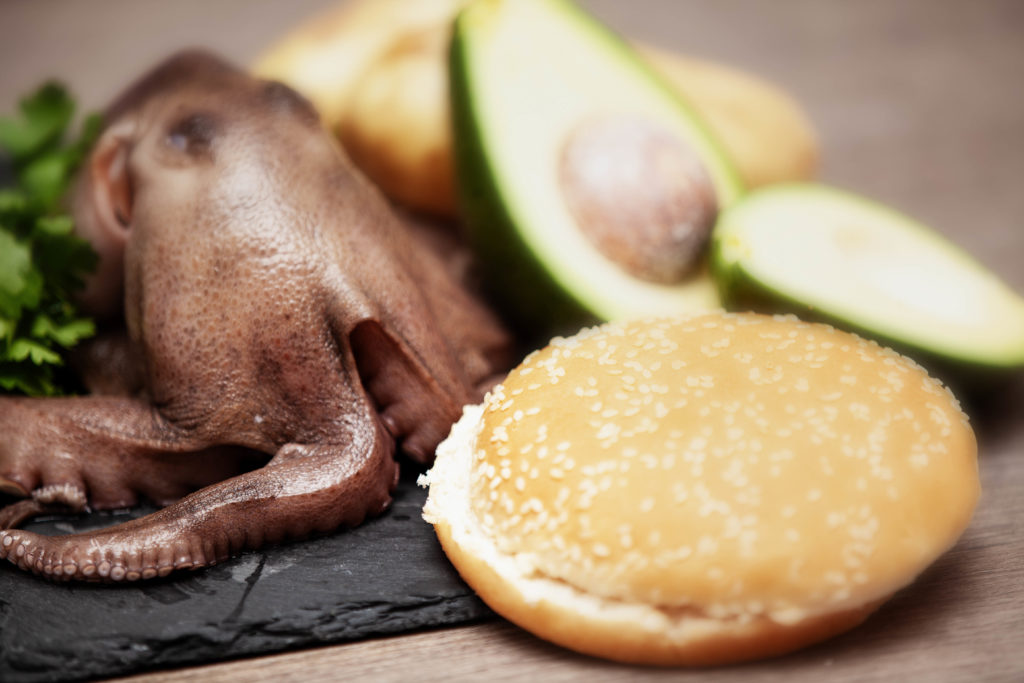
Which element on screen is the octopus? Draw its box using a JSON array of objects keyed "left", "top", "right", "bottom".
[{"left": 0, "top": 51, "right": 511, "bottom": 582}]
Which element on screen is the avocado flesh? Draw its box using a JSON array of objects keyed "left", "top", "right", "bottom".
[
  {"left": 712, "top": 184, "right": 1024, "bottom": 369},
  {"left": 451, "top": 0, "right": 743, "bottom": 334}
]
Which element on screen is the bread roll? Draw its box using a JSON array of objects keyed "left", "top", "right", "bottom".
[
  {"left": 638, "top": 46, "right": 819, "bottom": 191},
  {"left": 340, "top": 28, "right": 456, "bottom": 216},
  {"left": 257, "top": 1, "right": 818, "bottom": 216},
  {"left": 422, "top": 313, "right": 978, "bottom": 665},
  {"left": 253, "top": 0, "right": 468, "bottom": 129},
  {"left": 336, "top": 34, "right": 819, "bottom": 217}
]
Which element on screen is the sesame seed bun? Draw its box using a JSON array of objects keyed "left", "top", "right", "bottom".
[{"left": 421, "top": 313, "right": 979, "bottom": 665}]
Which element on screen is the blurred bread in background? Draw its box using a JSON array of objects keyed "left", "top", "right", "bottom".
[{"left": 255, "top": 0, "right": 818, "bottom": 217}]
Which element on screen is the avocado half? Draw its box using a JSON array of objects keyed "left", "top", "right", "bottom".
[
  {"left": 451, "top": 0, "right": 743, "bottom": 337},
  {"left": 711, "top": 183, "right": 1024, "bottom": 370}
]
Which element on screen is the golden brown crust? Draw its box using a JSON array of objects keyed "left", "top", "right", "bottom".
[
  {"left": 434, "top": 517, "right": 882, "bottom": 666},
  {"left": 423, "top": 313, "right": 978, "bottom": 666},
  {"left": 338, "top": 28, "right": 456, "bottom": 216},
  {"left": 253, "top": 0, "right": 468, "bottom": 130},
  {"left": 470, "top": 315, "right": 977, "bottom": 612}
]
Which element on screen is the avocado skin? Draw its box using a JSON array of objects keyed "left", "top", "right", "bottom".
[
  {"left": 450, "top": 1, "right": 746, "bottom": 344},
  {"left": 450, "top": 7, "right": 597, "bottom": 343},
  {"left": 709, "top": 209, "right": 1024, "bottom": 383}
]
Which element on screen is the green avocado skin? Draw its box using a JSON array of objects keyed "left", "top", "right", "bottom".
[
  {"left": 713, "top": 255, "right": 1020, "bottom": 389},
  {"left": 449, "top": 0, "right": 743, "bottom": 343},
  {"left": 449, "top": 8, "right": 597, "bottom": 343},
  {"left": 709, "top": 189, "right": 1024, "bottom": 380}
]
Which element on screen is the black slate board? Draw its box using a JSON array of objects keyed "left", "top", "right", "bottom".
[{"left": 0, "top": 471, "right": 494, "bottom": 682}]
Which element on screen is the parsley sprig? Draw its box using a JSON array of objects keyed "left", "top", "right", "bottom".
[{"left": 0, "top": 83, "right": 102, "bottom": 396}]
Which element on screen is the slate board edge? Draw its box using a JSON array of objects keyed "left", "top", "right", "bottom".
[
  {"left": 5, "top": 597, "right": 495, "bottom": 683},
  {"left": 0, "top": 475, "right": 496, "bottom": 683}
]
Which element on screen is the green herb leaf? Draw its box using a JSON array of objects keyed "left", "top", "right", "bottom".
[
  {"left": 0, "top": 362, "right": 58, "bottom": 396},
  {"left": 0, "top": 82, "right": 99, "bottom": 396},
  {"left": 21, "top": 153, "right": 69, "bottom": 207},
  {"left": 0, "top": 230, "right": 31, "bottom": 298},
  {"left": 8, "top": 337, "right": 62, "bottom": 365},
  {"left": 35, "top": 214, "right": 74, "bottom": 236},
  {"left": 0, "top": 82, "right": 75, "bottom": 161},
  {"left": 0, "top": 188, "right": 29, "bottom": 216},
  {"left": 30, "top": 311, "right": 95, "bottom": 348}
]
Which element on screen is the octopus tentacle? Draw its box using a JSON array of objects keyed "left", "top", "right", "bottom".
[
  {"left": 0, "top": 483, "right": 88, "bottom": 530},
  {"left": 347, "top": 319, "right": 471, "bottom": 463},
  {"left": 0, "top": 396, "right": 261, "bottom": 512},
  {"left": 0, "top": 420, "right": 398, "bottom": 582}
]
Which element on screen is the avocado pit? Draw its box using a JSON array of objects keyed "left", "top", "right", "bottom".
[{"left": 559, "top": 115, "right": 717, "bottom": 284}]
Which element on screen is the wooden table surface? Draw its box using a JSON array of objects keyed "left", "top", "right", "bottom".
[{"left": 2, "top": 1, "right": 1023, "bottom": 681}]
